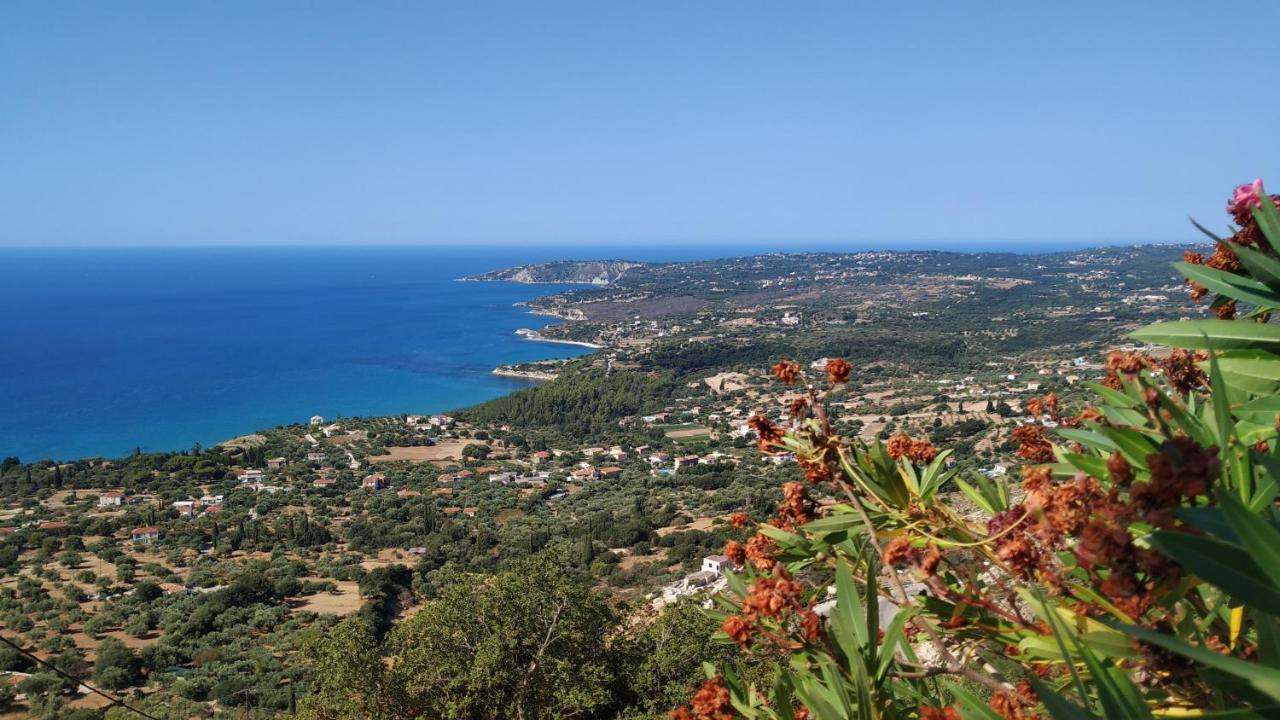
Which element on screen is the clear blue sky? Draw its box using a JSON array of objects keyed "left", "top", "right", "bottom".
[{"left": 2, "top": 2, "right": 1277, "bottom": 247}]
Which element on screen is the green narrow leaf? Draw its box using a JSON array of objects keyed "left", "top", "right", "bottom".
[
  {"left": 1028, "top": 677, "right": 1098, "bottom": 719},
  {"left": 834, "top": 558, "right": 866, "bottom": 651},
  {"left": 1254, "top": 190, "right": 1280, "bottom": 248},
  {"left": 1086, "top": 382, "right": 1141, "bottom": 408},
  {"left": 1097, "top": 426, "right": 1159, "bottom": 468},
  {"left": 1232, "top": 242, "right": 1280, "bottom": 288},
  {"left": 1175, "top": 261, "right": 1280, "bottom": 308},
  {"left": 944, "top": 682, "right": 1008, "bottom": 720},
  {"left": 1219, "top": 490, "right": 1280, "bottom": 590},
  {"left": 1191, "top": 217, "right": 1227, "bottom": 243},
  {"left": 1058, "top": 453, "right": 1108, "bottom": 480},
  {"left": 1256, "top": 609, "right": 1280, "bottom": 667},
  {"left": 1147, "top": 531, "right": 1280, "bottom": 612},
  {"left": 1208, "top": 347, "right": 1236, "bottom": 451},
  {"left": 1106, "top": 620, "right": 1280, "bottom": 700},
  {"left": 1130, "top": 319, "right": 1280, "bottom": 351},
  {"left": 955, "top": 477, "right": 995, "bottom": 515},
  {"left": 1236, "top": 396, "right": 1280, "bottom": 423},
  {"left": 1207, "top": 351, "right": 1280, "bottom": 395},
  {"left": 756, "top": 523, "right": 806, "bottom": 548},
  {"left": 1056, "top": 428, "right": 1118, "bottom": 453}
]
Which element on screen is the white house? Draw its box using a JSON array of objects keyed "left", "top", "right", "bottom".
[
  {"left": 702, "top": 555, "right": 734, "bottom": 575},
  {"left": 98, "top": 491, "right": 126, "bottom": 507}
]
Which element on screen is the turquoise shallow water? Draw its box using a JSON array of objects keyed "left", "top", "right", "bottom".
[{"left": 0, "top": 246, "right": 603, "bottom": 460}]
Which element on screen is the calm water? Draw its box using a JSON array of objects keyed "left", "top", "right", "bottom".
[{"left": 0, "top": 246, "right": 624, "bottom": 460}]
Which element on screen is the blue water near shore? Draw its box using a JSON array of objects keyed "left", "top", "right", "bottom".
[
  {"left": 0, "top": 241, "right": 1114, "bottom": 460},
  {"left": 0, "top": 246, "right": 622, "bottom": 461}
]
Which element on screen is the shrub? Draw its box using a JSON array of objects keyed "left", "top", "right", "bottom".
[{"left": 676, "top": 181, "right": 1280, "bottom": 719}]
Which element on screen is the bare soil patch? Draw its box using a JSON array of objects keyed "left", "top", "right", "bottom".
[
  {"left": 368, "top": 439, "right": 471, "bottom": 463},
  {"left": 294, "top": 580, "right": 362, "bottom": 616}
]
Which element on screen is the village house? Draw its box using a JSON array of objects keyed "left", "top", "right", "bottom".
[
  {"left": 599, "top": 466, "right": 623, "bottom": 479},
  {"left": 647, "top": 452, "right": 670, "bottom": 466},
  {"left": 98, "top": 491, "right": 127, "bottom": 507},
  {"left": 267, "top": 457, "right": 287, "bottom": 470},
  {"left": 674, "top": 455, "right": 701, "bottom": 472},
  {"left": 309, "top": 415, "right": 325, "bottom": 425},
  {"left": 362, "top": 473, "right": 386, "bottom": 490},
  {"left": 238, "top": 469, "right": 264, "bottom": 484},
  {"left": 702, "top": 555, "right": 733, "bottom": 575},
  {"left": 131, "top": 526, "right": 160, "bottom": 544},
  {"left": 488, "top": 471, "right": 517, "bottom": 484},
  {"left": 531, "top": 450, "right": 551, "bottom": 464},
  {"left": 455, "top": 470, "right": 473, "bottom": 480},
  {"left": 463, "top": 507, "right": 479, "bottom": 518},
  {"left": 572, "top": 466, "right": 597, "bottom": 481},
  {"left": 313, "top": 477, "right": 336, "bottom": 487},
  {"left": 173, "top": 501, "right": 196, "bottom": 517},
  {"left": 307, "top": 452, "right": 326, "bottom": 462}
]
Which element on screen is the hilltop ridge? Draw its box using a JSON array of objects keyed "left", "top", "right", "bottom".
[{"left": 463, "top": 259, "right": 648, "bottom": 285}]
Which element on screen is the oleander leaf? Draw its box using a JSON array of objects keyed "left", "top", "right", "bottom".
[
  {"left": 1130, "top": 319, "right": 1280, "bottom": 351},
  {"left": 1147, "top": 531, "right": 1280, "bottom": 612}
]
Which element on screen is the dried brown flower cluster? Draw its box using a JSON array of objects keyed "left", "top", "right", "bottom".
[
  {"left": 772, "top": 360, "right": 802, "bottom": 385},
  {"left": 1011, "top": 425, "right": 1054, "bottom": 463},
  {"left": 992, "top": 436, "right": 1219, "bottom": 616},
  {"left": 1159, "top": 349, "right": 1207, "bottom": 394},
  {"left": 747, "top": 414, "right": 782, "bottom": 453},
  {"left": 886, "top": 431, "right": 939, "bottom": 464},
  {"left": 720, "top": 567, "right": 817, "bottom": 651},
  {"left": 825, "top": 357, "right": 852, "bottom": 384},
  {"left": 670, "top": 675, "right": 734, "bottom": 720},
  {"left": 774, "top": 482, "right": 816, "bottom": 530},
  {"left": 1102, "top": 350, "right": 1155, "bottom": 390}
]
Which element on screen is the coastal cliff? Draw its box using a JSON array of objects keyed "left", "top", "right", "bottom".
[{"left": 463, "top": 260, "right": 646, "bottom": 285}]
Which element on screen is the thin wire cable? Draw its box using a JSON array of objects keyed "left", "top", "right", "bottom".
[{"left": 0, "top": 633, "right": 163, "bottom": 720}]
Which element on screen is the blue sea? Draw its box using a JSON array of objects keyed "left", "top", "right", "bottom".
[
  {"left": 0, "top": 241, "right": 1106, "bottom": 461},
  {"left": 0, "top": 245, "right": 667, "bottom": 461}
]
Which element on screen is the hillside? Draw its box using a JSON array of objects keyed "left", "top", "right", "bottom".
[{"left": 463, "top": 259, "right": 648, "bottom": 284}]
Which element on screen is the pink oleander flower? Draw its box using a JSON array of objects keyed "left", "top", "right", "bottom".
[{"left": 1229, "top": 178, "right": 1265, "bottom": 214}]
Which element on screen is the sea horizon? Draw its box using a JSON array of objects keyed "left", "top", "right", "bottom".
[{"left": 0, "top": 239, "right": 1186, "bottom": 462}]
